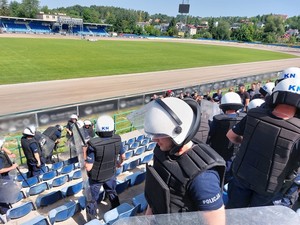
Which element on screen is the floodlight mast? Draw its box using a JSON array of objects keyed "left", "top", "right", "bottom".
[{"left": 178, "top": 0, "right": 190, "bottom": 34}]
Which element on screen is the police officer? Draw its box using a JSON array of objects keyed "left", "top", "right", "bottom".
[
  {"left": 42, "top": 124, "right": 63, "bottom": 163},
  {"left": 21, "top": 126, "right": 45, "bottom": 177},
  {"left": 0, "top": 139, "right": 18, "bottom": 215},
  {"left": 83, "top": 120, "right": 95, "bottom": 142},
  {"left": 142, "top": 97, "right": 225, "bottom": 224},
  {"left": 207, "top": 92, "right": 245, "bottom": 183},
  {"left": 84, "top": 115, "right": 125, "bottom": 220},
  {"left": 226, "top": 78, "right": 300, "bottom": 208},
  {"left": 0, "top": 139, "right": 18, "bottom": 179}
]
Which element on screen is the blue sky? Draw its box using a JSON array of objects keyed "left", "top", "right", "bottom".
[{"left": 28, "top": 0, "right": 300, "bottom": 17}]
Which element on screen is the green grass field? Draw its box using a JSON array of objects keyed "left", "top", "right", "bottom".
[{"left": 0, "top": 37, "right": 296, "bottom": 84}]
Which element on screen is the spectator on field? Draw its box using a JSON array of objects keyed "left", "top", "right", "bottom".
[
  {"left": 212, "top": 89, "right": 222, "bottom": 103},
  {"left": 247, "top": 82, "right": 257, "bottom": 100},
  {"left": 236, "top": 83, "right": 250, "bottom": 112},
  {"left": 203, "top": 91, "right": 212, "bottom": 101}
]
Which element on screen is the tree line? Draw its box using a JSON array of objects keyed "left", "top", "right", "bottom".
[{"left": 0, "top": 0, "right": 299, "bottom": 44}]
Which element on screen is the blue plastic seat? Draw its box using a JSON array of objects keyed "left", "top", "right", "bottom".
[
  {"left": 64, "top": 156, "right": 79, "bottom": 165},
  {"left": 115, "top": 167, "right": 123, "bottom": 177},
  {"left": 51, "top": 174, "right": 69, "bottom": 188},
  {"left": 128, "top": 158, "right": 140, "bottom": 170},
  {"left": 40, "top": 165, "right": 49, "bottom": 173},
  {"left": 129, "top": 142, "right": 139, "bottom": 150},
  {"left": 22, "top": 176, "right": 39, "bottom": 188},
  {"left": 140, "top": 138, "right": 150, "bottom": 146},
  {"left": 51, "top": 161, "right": 64, "bottom": 171},
  {"left": 59, "top": 164, "right": 74, "bottom": 175},
  {"left": 21, "top": 214, "right": 50, "bottom": 225},
  {"left": 132, "top": 193, "right": 148, "bottom": 213},
  {"left": 140, "top": 153, "right": 154, "bottom": 164},
  {"left": 146, "top": 142, "right": 156, "bottom": 151},
  {"left": 116, "top": 180, "right": 130, "bottom": 195},
  {"left": 16, "top": 172, "right": 28, "bottom": 182},
  {"left": 61, "top": 181, "right": 83, "bottom": 197},
  {"left": 122, "top": 162, "right": 130, "bottom": 172},
  {"left": 103, "top": 203, "right": 138, "bottom": 225},
  {"left": 124, "top": 150, "right": 133, "bottom": 160},
  {"left": 125, "top": 171, "right": 146, "bottom": 187},
  {"left": 133, "top": 146, "right": 145, "bottom": 156},
  {"left": 48, "top": 201, "right": 78, "bottom": 225},
  {"left": 135, "top": 134, "right": 145, "bottom": 143},
  {"left": 85, "top": 219, "right": 106, "bottom": 225},
  {"left": 40, "top": 170, "right": 57, "bottom": 181},
  {"left": 6, "top": 201, "right": 35, "bottom": 220},
  {"left": 36, "top": 190, "right": 64, "bottom": 208},
  {"left": 125, "top": 137, "right": 135, "bottom": 146},
  {"left": 27, "top": 182, "right": 49, "bottom": 196},
  {"left": 70, "top": 169, "right": 82, "bottom": 180}
]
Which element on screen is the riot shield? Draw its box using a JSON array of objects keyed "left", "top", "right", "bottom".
[
  {"left": 72, "top": 122, "right": 91, "bottom": 201},
  {"left": 113, "top": 205, "right": 300, "bottom": 225},
  {"left": 35, "top": 131, "right": 55, "bottom": 158},
  {"left": 0, "top": 179, "right": 21, "bottom": 204},
  {"left": 200, "top": 100, "right": 221, "bottom": 122}
]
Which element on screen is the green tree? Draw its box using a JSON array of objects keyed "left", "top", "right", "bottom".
[
  {"left": 167, "top": 17, "right": 178, "bottom": 37},
  {"left": 231, "top": 24, "right": 254, "bottom": 42},
  {"left": 19, "top": 0, "right": 39, "bottom": 18},
  {"left": 212, "top": 21, "right": 231, "bottom": 40},
  {"left": 9, "top": 1, "right": 21, "bottom": 17},
  {"left": 0, "top": 0, "right": 10, "bottom": 16}
]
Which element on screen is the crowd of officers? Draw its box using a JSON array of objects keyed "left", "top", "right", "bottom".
[{"left": 1, "top": 66, "right": 300, "bottom": 223}]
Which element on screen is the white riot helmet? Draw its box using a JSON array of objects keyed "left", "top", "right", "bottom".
[
  {"left": 276, "top": 67, "right": 300, "bottom": 85},
  {"left": 259, "top": 82, "right": 275, "bottom": 97},
  {"left": 271, "top": 78, "right": 300, "bottom": 109},
  {"left": 144, "top": 97, "right": 200, "bottom": 147},
  {"left": 84, "top": 120, "right": 92, "bottom": 126},
  {"left": 219, "top": 92, "right": 243, "bottom": 113},
  {"left": 96, "top": 115, "right": 115, "bottom": 137},
  {"left": 248, "top": 99, "right": 265, "bottom": 111},
  {"left": 70, "top": 114, "right": 78, "bottom": 120},
  {"left": 23, "top": 125, "right": 36, "bottom": 136}
]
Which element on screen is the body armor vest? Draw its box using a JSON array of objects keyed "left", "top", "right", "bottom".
[
  {"left": 145, "top": 140, "right": 225, "bottom": 214},
  {"left": 43, "top": 127, "right": 58, "bottom": 142},
  {"left": 87, "top": 134, "right": 121, "bottom": 182},
  {"left": 21, "top": 136, "right": 42, "bottom": 165},
  {"left": 233, "top": 107, "right": 300, "bottom": 195},
  {"left": 208, "top": 113, "right": 245, "bottom": 161}
]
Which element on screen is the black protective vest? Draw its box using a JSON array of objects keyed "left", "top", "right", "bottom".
[
  {"left": 233, "top": 108, "right": 300, "bottom": 195},
  {"left": 0, "top": 151, "right": 12, "bottom": 177},
  {"left": 21, "top": 136, "right": 42, "bottom": 165},
  {"left": 208, "top": 113, "right": 245, "bottom": 161},
  {"left": 43, "top": 126, "right": 58, "bottom": 142},
  {"left": 146, "top": 140, "right": 226, "bottom": 213},
  {"left": 87, "top": 134, "right": 121, "bottom": 182}
]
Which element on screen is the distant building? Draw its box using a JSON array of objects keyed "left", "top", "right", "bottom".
[
  {"left": 186, "top": 24, "right": 197, "bottom": 35},
  {"left": 256, "top": 22, "right": 265, "bottom": 28}
]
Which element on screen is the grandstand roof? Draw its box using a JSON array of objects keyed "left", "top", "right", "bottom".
[{"left": 0, "top": 16, "right": 112, "bottom": 27}]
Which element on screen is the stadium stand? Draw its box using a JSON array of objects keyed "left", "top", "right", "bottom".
[{"left": 1, "top": 132, "right": 153, "bottom": 225}]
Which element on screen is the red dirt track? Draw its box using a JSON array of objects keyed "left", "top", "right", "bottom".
[{"left": 1, "top": 34, "right": 300, "bottom": 116}]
